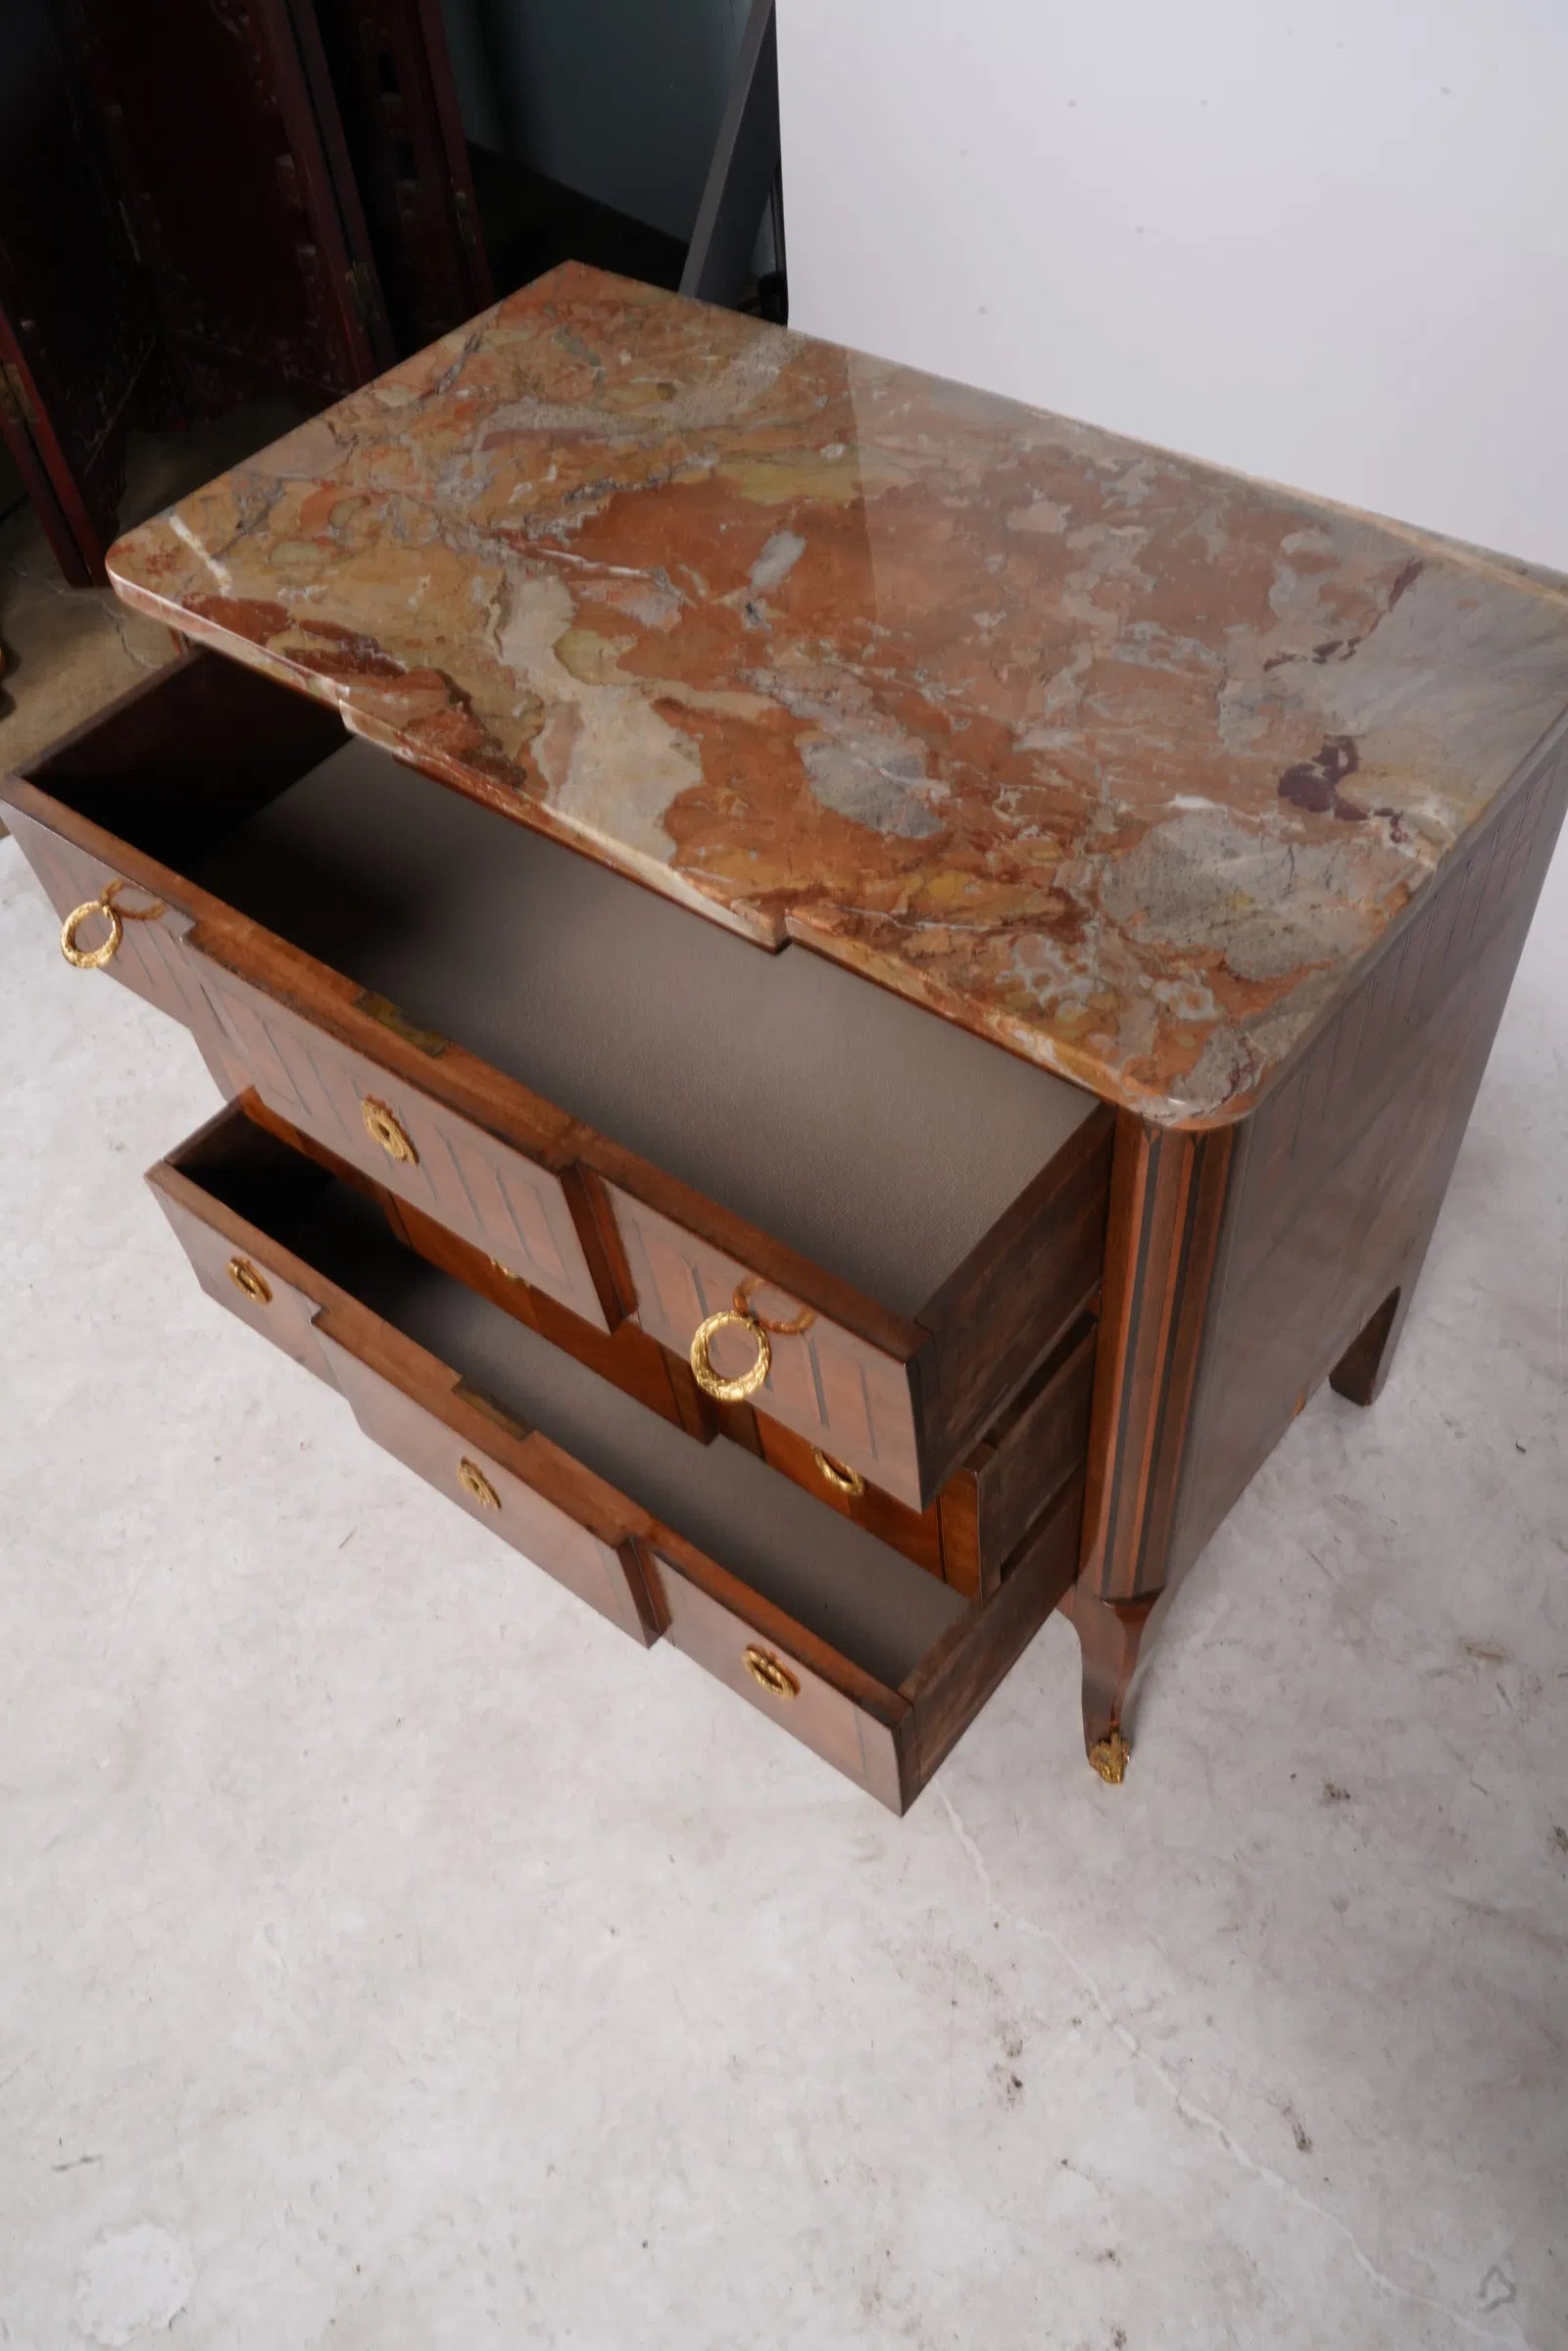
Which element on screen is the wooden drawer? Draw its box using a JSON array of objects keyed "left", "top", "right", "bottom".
[
  {"left": 351, "top": 1135, "right": 1098, "bottom": 1598},
  {"left": 595, "top": 1129, "right": 1107, "bottom": 1512},
  {"left": 147, "top": 1108, "right": 655, "bottom": 1646},
  {"left": 8, "top": 650, "right": 1112, "bottom": 1509},
  {"left": 241, "top": 1095, "right": 1099, "bottom": 1600},
  {"left": 145, "top": 1102, "right": 1085, "bottom": 1811},
  {"left": 316, "top": 1325, "right": 659, "bottom": 1648},
  {"left": 4, "top": 801, "right": 219, "bottom": 1042},
  {"left": 193, "top": 954, "right": 613, "bottom": 1324},
  {"left": 151, "top": 1151, "right": 332, "bottom": 1383},
  {"left": 738, "top": 1310, "right": 1098, "bottom": 1598}
]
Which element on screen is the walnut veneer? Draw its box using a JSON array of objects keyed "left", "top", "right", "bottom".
[{"left": 8, "top": 266, "right": 1566, "bottom": 1802}]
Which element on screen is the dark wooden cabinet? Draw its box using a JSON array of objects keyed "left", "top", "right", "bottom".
[
  {"left": 1, "top": 0, "right": 487, "bottom": 578},
  {"left": 67, "top": 0, "right": 394, "bottom": 409},
  {"left": 16, "top": 625, "right": 1562, "bottom": 1803},
  {"left": 8, "top": 266, "right": 1566, "bottom": 1807}
]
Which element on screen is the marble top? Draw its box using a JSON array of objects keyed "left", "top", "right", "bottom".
[{"left": 108, "top": 263, "right": 1568, "bottom": 1124}]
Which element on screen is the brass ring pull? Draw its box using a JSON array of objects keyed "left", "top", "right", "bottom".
[
  {"left": 362, "top": 1096, "right": 417, "bottom": 1165},
  {"left": 457, "top": 1457, "right": 501, "bottom": 1510},
  {"left": 226, "top": 1256, "right": 271, "bottom": 1305},
  {"left": 811, "top": 1447, "right": 865, "bottom": 1498},
  {"left": 732, "top": 1273, "right": 815, "bottom": 1337},
  {"left": 743, "top": 1645, "right": 800, "bottom": 1701},
  {"left": 689, "top": 1307, "right": 771, "bottom": 1401},
  {"left": 59, "top": 878, "right": 165, "bottom": 969}
]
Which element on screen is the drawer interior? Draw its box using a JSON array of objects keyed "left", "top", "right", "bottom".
[
  {"left": 188, "top": 1121, "right": 969, "bottom": 1686},
  {"left": 37, "top": 665, "right": 1099, "bottom": 1314}
]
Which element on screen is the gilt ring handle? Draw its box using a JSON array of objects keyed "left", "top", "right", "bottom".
[
  {"left": 689, "top": 1308, "right": 771, "bottom": 1402},
  {"left": 689, "top": 1274, "right": 818, "bottom": 1402},
  {"left": 60, "top": 878, "right": 166, "bottom": 970},
  {"left": 732, "top": 1274, "right": 816, "bottom": 1337},
  {"left": 811, "top": 1447, "right": 865, "bottom": 1498}
]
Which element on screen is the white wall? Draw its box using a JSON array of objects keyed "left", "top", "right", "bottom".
[{"left": 778, "top": 0, "right": 1568, "bottom": 568}]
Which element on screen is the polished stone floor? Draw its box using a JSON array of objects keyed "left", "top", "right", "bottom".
[{"left": 1, "top": 519, "right": 1565, "bottom": 2350}]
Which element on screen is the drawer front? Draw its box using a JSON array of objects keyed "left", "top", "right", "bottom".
[
  {"left": 317, "top": 1328, "right": 656, "bottom": 1645},
  {"left": 192, "top": 955, "right": 613, "bottom": 1331},
  {"left": 5, "top": 804, "right": 217, "bottom": 1039},
  {"left": 608, "top": 1181, "right": 925, "bottom": 1508},
  {"left": 152, "top": 1178, "right": 331, "bottom": 1381},
  {"left": 11, "top": 666, "right": 1107, "bottom": 1529},
  {"left": 744, "top": 1412, "right": 948, "bottom": 1583},
  {"left": 648, "top": 1556, "right": 906, "bottom": 1809},
  {"left": 368, "top": 1175, "right": 713, "bottom": 1441},
  {"left": 147, "top": 1105, "right": 1089, "bottom": 1815},
  {"left": 378, "top": 1146, "right": 1086, "bottom": 1600}
]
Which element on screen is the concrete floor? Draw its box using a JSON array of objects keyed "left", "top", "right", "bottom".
[
  {"left": 0, "top": 404, "right": 299, "bottom": 782},
  {"left": 1, "top": 517, "right": 1566, "bottom": 2350},
  {"left": 0, "top": 508, "right": 172, "bottom": 780}
]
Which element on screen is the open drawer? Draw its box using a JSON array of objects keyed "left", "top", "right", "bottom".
[
  {"left": 147, "top": 1103, "right": 1085, "bottom": 1813},
  {"left": 8, "top": 650, "right": 1113, "bottom": 1510},
  {"left": 243, "top": 1095, "right": 1099, "bottom": 1601}
]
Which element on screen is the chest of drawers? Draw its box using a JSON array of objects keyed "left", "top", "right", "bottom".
[{"left": 8, "top": 263, "right": 1567, "bottom": 1806}]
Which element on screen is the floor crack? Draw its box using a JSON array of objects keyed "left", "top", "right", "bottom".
[
  {"left": 101, "top": 596, "right": 170, "bottom": 674},
  {"left": 936, "top": 1786, "right": 1540, "bottom": 2350}
]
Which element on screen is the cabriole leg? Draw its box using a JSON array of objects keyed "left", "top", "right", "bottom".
[{"left": 1059, "top": 1582, "right": 1156, "bottom": 1783}]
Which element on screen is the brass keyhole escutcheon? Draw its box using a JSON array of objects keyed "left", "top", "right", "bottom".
[
  {"left": 362, "top": 1096, "right": 417, "bottom": 1165},
  {"left": 226, "top": 1256, "right": 271, "bottom": 1305},
  {"left": 458, "top": 1456, "right": 501, "bottom": 1510},
  {"left": 743, "top": 1645, "right": 800, "bottom": 1701},
  {"left": 811, "top": 1447, "right": 864, "bottom": 1498},
  {"left": 689, "top": 1307, "right": 771, "bottom": 1402},
  {"left": 60, "top": 878, "right": 166, "bottom": 969}
]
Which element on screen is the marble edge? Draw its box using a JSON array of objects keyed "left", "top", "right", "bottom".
[
  {"left": 1196, "top": 694, "right": 1568, "bottom": 1128},
  {"left": 115, "top": 557, "right": 1165, "bottom": 1108},
  {"left": 109, "top": 569, "right": 792, "bottom": 955},
  {"left": 104, "top": 566, "right": 1568, "bottom": 1130}
]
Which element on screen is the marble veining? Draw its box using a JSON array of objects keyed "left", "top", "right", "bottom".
[{"left": 108, "top": 263, "right": 1568, "bottom": 1122}]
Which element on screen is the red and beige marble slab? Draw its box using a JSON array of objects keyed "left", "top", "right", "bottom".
[{"left": 108, "top": 263, "right": 1568, "bottom": 1123}]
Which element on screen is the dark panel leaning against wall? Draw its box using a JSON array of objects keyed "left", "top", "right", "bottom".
[
  {"left": 431, "top": 0, "right": 750, "bottom": 295},
  {"left": 310, "top": 0, "right": 494, "bottom": 354},
  {"left": 0, "top": 0, "right": 168, "bottom": 583}
]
